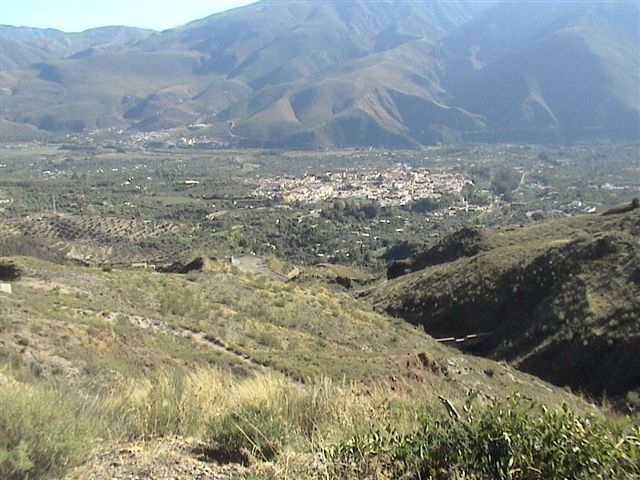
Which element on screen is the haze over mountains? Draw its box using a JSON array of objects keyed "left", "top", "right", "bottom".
[{"left": 1, "top": 0, "right": 639, "bottom": 147}]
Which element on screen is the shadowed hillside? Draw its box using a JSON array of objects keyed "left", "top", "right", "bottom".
[
  {"left": 371, "top": 204, "right": 640, "bottom": 401},
  {"left": 442, "top": 1, "right": 640, "bottom": 143}
]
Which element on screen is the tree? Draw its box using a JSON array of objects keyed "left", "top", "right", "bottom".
[{"left": 491, "top": 167, "right": 520, "bottom": 196}]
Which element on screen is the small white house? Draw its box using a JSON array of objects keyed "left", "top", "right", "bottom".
[{"left": 0, "top": 282, "right": 12, "bottom": 294}]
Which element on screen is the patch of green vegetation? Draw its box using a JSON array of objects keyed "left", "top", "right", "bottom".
[
  {"left": 333, "top": 395, "right": 640, "bottom": 479},
  {"left": 0, "top": 381, "right": 95, "bottom": 480}
]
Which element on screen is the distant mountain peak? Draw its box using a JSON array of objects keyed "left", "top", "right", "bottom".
[{"left": 1, "top": 0, "right": 638, "bottom": 146}]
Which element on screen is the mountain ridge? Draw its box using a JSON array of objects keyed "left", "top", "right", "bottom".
[{"left": 1, "top": 0, "right": 638, "bottom": 147}]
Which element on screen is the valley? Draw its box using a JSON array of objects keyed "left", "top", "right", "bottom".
[
  {"left": 1, "top": 0, "right": 639, "bottom": 478},
  {"left": 1, "top": 142, "right": 638, "bottom": 268},
  {"left": 1, "top": 140, "right": 639, "bottom": 479}
]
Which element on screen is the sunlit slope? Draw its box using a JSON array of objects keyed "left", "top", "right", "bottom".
[{"left": 0, "top": 254, "right": 588, "bottom": 409}]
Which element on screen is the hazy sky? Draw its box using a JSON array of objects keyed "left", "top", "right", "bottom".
[{"left": 0, "top": 0, "right": 259, "bottom": 32}]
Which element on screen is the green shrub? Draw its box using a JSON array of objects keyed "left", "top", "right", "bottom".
[
  {"left": 0, "top": 382, "right": 95, "bottom": 480},
  {"left": 333, "top": 396, "right": 640, "bottom": 479}
]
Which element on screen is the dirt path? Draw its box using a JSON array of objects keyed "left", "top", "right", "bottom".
[
  {"left": 58, "top": 305, "right": 272, "bottom": 373},
  {"left": 102, "top": 310, "right": 272, "bottom": 372}
]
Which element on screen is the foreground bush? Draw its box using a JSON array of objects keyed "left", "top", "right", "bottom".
[
  {"left": 0, "top": 381, "right": 95, "bottom": 480},
  {"left": 0, "top": 368, "right": 233, "bottom": 479},
  {"left": 4, "top": 368, "right": 638, "bottom": 480},
  {"left": 206, "top": 375, "right": 337, "bottom": 463},
  {"left": 333, "top": 396, "right": 640, "bottom": 480}
]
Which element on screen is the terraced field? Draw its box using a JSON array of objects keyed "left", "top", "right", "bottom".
[{"left": 0, "top": 214, "right": 194, "bottom": 265}]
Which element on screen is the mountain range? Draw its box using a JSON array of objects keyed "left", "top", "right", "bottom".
[{"left": 1, "top": 0, "right": 638, "bottom": 147}]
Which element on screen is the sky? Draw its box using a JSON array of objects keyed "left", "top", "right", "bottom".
[{"left": 0, "top": 0, "right": 259, "bottom": 32}]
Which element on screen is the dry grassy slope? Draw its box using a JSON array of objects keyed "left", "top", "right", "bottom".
[
  {"left": 0, "top": 254, "right": 588, "bottom": 409},
  {"left": 371, "top": 208, "right": 640, "bottom": 400}
]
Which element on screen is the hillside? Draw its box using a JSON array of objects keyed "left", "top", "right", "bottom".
[
  {"left": 1, "top": 253, "right": 584, "bottom": 395},
  {"left": 371, "top": 204, "right": 640, "bottom": 401},
  {"left": 442, "top": 1, "right": 640, "bottom": 143},
  {"left": 2, "top": 0, "right": 638, "bottom": 147},
  {"left": 1, "top": 146, "right": 638, "bottom": 477},
  {"left": 3, "top": 252, "right": 620, "bottom": 479}
]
